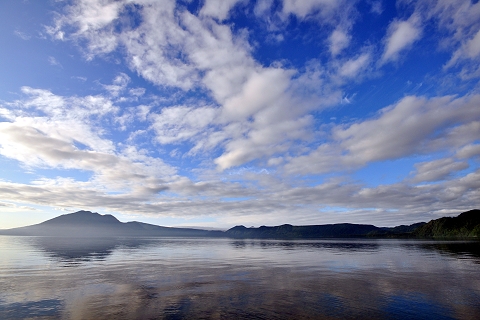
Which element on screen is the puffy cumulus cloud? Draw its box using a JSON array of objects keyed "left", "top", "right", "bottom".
[
  {"left": 220, "top": 67, "right": 294, "bottom": 120},
  {"left": 335, "top": 94, "right": 480, "bottom": 162},
  {"left": 18, "top": 0, "right": 477, "bottom": 226},
  {"left": 410, "top": 158, "right": 469, "bottom": 183},
  {"left": 210, "top": 62, "right": 337, "bottom": 170},
  {"left": 1, "top": 87, "right": 118, "bottom": 153},
  {"left": 285, "top": 94, "right": 480, "bottom": 175},
  {"left": 44, "top": 0, "right": 366, "bottom": 171},
  {"left": 121, "top": 3, "right": 202, "bottom": 90},
  {"left": 47, "top": 0, "right": 194, "bottom": 89},
  {"left": 215, "top": 115, "right": 313, "bottom": 170},
  {"left": 46, "top": 0, "right": 122, "bottom": 55},
  {"left": 0, "top": 123, "right": 109, "bottom": 169},
  {"left": 381, "top": 14, "right": 422, "bottom": 64},
  {"left": 352, "top": 170, "right": 480, "bottom": 218},
  {"left": 180, "top": 12, "right": 256, "bottom": 102},
  {"left": 49, "top": 0, "right": 257, "bottom": 92},
  {"left": 0, "top": 76, "right": 179, "bottom": 196},
  {"left": 150, "top": 105, "right": 219, "bottom": 144},
  {"left": 0, "top": 123, "right": 174, "bottom": 193}
]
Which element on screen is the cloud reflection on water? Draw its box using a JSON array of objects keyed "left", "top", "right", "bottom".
[{"left": 0, "top": 237, "right": 478, "bottom": 319}]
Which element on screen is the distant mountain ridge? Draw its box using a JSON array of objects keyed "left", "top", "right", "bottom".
[
  {"left": 224, "top": 221, "right": 432, "bottom": 239},
  {"left": 0, "top": 209, "right": 478, "bottom": 239},
  {"left": 0, "top": 210, "right": 223, "bottom": 238}
]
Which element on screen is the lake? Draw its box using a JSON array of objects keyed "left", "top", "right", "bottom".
[{"left": 0, "top": 236, "right": 479, "bottom": 319}]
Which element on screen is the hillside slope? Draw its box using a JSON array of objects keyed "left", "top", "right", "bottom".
[
  {"left": 0, "top": 211, "right": 223, "bottom": 238},
  {"left": 413, "top": 209, "right": 480, "bottom": 238}
]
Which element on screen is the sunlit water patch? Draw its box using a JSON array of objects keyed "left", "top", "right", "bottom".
[{"left": 0, "top": 236, "right": 479, "bottom": 319}]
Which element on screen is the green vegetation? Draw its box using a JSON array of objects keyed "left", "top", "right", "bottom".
[{"left": 413, "top": 209, "right": 480, "bottom": 238}]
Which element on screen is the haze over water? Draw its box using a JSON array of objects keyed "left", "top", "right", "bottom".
[{"left": 1, "top": 236, "right": 479, "bottom": 319}]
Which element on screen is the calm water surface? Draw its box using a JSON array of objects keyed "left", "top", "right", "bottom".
[{"left": 0, "top": 236, "right": 479, "bottom": 319}]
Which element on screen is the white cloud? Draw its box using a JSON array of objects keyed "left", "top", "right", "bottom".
[
  {"left": 0, "top": 123, "right": 174, "bottom": 190},
  {"left": 335, "top": 95, "right": 480, "bottom": 163},
  {"left": 381, "top": 14, "right": 422, "bottom": 63},
  {"left": 150, "top": 105, "right": 219, "bottom": 144},
  {"left": 14, "top": 30, "right": 31, "bottom": 40},
  {"left": 400, "top": 0, "right": 480, "bottom": 76},
  {"left": 4, "top": 0, "right": 480, "bottom": 232},
  {"left": 0, "top": 123, "right": 113, "bottom": 168},
  {"left": 445, "top": 29, "right": 480, "bottom": 68},
  {"left": 329, "top": 29, "right": 350, "bottom": 56},
  {"left": 215, "top": 115, "right": 312, "bottom": 170},
  {"left": 0, "top": 76, "right": 181, "bottom": 197},
  {"left": 1, "top": 87, "right": 119, "bottom": 154},
  {"left": 134, "top": 105, "right": 151, "bottom": 122},
  {"left": 4, "top": 165, "right": 478, "bottom": 226},
  {"left": 457, "top": 144, "right": 480, "bottom": 159},
  {"left": 17, "top": 86, "right": 118, "bottom": 120},
  {"left": 285, "top": 94, "right": 480, "bottom": 175},
  {"left": 44, "top": 0, "right": 353, "bottom": 173},
  {"left": 369, "top": 0, "right": 382, "bottom": 15},
  {"left": 129, "top": 87, "right": 146, "bottom": 97},
  {"left": 254, "top": 0, "right": 274, "bottom": 17},
  {"left": 48, "top": 56, "right": 62, "bottom": 67},
  {"left": 46, "top": 0, "right": 122, "bottom": 56},
  {"left": 339, "top": 53, "right": 370, "bottom": 78},
  {"left": 282, "top": 0, "right": 345, "bottom": 20},
  {"left": 200, "top": 0, "right": 245, "bottom": 21},
  {"left": 221, "top": 67, "right": 294, "bottom": 120},
  {"left": 464, "top": 29, "right": 480, "bottom": 58},
  {"left": 0, "top": 201, "right": 36, "bottom": 212},
  {"left": 410, "top": 158, "right": 469, "bottom": 183},
  {"left": 102, "top": 73, "right": 130, "bottom": 96},
  {"left": 421, "top": 0, "right": 480, "bottom": 44}
]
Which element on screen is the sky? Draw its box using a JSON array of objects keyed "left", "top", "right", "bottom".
[{"left": 0, "top": 0, "right": 479, "bottom": 229}]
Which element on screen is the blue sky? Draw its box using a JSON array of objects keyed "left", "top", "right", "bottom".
[{"left": 0, "top": 0, "right": 479, "bottom": 229}]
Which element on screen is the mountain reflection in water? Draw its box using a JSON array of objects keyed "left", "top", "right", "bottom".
[{"left": 0, "top": 236, "right": 479, "bottom": 319}]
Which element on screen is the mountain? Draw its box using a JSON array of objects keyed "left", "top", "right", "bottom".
[
  {"left": 0, "top": 209, "right": 478, "bottom": 239},
  {"left": 223, "top": 221, "right": 428, "bottom": 239},
  {"left": 223, "top": 211, "right": 478, "bottom": 239},
  {"left": 0, "top": 210, "right": 223, "bottom": 238},
  {"left": 412, "top": 209, "right": 480, "bottom": 238}
]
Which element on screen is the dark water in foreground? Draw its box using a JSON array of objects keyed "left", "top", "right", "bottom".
[{"left": 0, "top": 236, "right": 479, "bottom": 319}]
